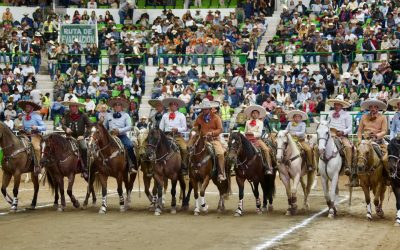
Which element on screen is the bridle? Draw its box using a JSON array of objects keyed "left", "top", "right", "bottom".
[
  {"left": 277, "top": 133, "right": 300, "bottom": 164},
  {"left": 317, "top": 127, "right": 338, "bottom": 162}
]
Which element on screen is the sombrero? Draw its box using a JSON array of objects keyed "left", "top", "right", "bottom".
[
  {"left": 17, "top": 100, "right": 41, "bottom": 111},
  {"left": 388, "top": 98, "right": 400, "bottom": 107},
  {"left": 61, "top": 100, "right": 85, "bottom": 108},
  {"left": 107, "top": 97, "right": 130, "bottom": 109},
  {"left": 287, "top": 110, "right": 308, "bottom": 121},
  {"left": 326, "top": 98, "right": 351, "bottom": 108},
  {"left": 148, "top": 98, "right": 162, "bottom": 108},
  {"left": 244, "top": 105, "right": 267, "bottom": 118},
  {"left": 192, "top": 98, "right": 219, "bottom": 109},
  {"left": 360, "top": 99, "right": 387, "bottom": 111},
  {"left": 161, "top": 97, "right": 185, "bottom": 108}
]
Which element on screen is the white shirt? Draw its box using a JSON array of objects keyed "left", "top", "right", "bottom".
[
  {"left": 179, "top": 93, "right": 191, "bottom": 104},
  {"left": 244, "top": 119, "right": 263, "bottom": 138},
  {"left": 123, "top": 75, "right": 133, "bottom": 88},
  {"left": 159, "top": 111, "right": 187, "bottom": 133},
  {"left": 328, "top": 110, "right": 352, "bottom": 135},
  {"left": 4, "top": 119, "right": 14, "bottom": 130},
  {"left": 30, "top": 89, "right": 42, "bottom": 105},
  {"left": 63, "top": 93, "right": 78, "bottom": 102},
  {"left": 85, "top": 100, "right": 96, "bottom": 112}
]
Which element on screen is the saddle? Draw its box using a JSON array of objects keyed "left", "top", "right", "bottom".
[
  {"left": 204, "top": 142, "right": 218, "bottom": 177},
  {"left": 371, "top": 142, "right": 384, "bottom": 159},
  {"left": 17, "top": 135, "right": 34, "bottom": 157},
  {"left": 65, "top": 136, "right": 80, "bottom": 157},
  {"left": 167, "top": 137, "right": 180, "bottom": 153},
  {"left": 246, "top": 134, "right": 268, "bottom": 169},
  {"left": 264, "top": 138, "right": 277, "bottom": 163},
  {"left": 111, "top": 136, "right": 125, "bottom": 153},
  {"left": 333, "top": 137, "right": 345, "bottom": 157}
]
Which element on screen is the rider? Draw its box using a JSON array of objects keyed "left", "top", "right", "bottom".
[
  {"left": 61, "top": 99, "right": 92, "bottom": 179},
  {"left": 104, "top": 97, "right": 137, "bottom": 174},
  {"left": 148, "top": 98, "right": 165, "bottom": 129},
  {"left": 285, "top": 110, "right": 314, "bottom": 172},
  {"left": 244, "top": 104, "right": 274, "bottom": 175},
  {"left": 159, "top": 97, "right": 188, "bottom": 175},
  {"left": 18, "top": 100, "right": 46, "bottom": 175},
  {"left": 192, "top": 99, "right": 226, "bottom": 181},
  {"left": 326, "top": 98, "right": 353, "bottom": 176},
  {"left": 388, "top": 98, "right": 400, "bottom": 140}
]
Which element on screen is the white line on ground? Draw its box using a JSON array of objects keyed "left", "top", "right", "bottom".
[{"left": 253, "top": 196, "right": 349, "bottom": 250}]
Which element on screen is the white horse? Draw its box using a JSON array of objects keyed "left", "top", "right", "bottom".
[
  {"left": 276, "top": 130, "right": 314, "bottom": 215},
  {"left": 316, "top": 121, "right": 342, "bottom": 218}
]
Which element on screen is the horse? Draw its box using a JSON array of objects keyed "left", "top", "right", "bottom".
[
  {"left": 40, "top": 133, "right": 96, "bottom": 211},
  {"left": 87, "top": 122, "right": 135, "bottom": 213},
  {"left": 388, "top": 138, "right": 400, "bottom": 226},
  {"left": 276, "top": 130, "right": 314, "bottom": 215},
  {"left": 185, "top": 127, "right": 231, "bottom": 215},
  {"left": 144, "top": 128, "right": 186, "bottom": 216},
  {"left": 356, "top": 140, "right": 387, "bottom": 220},
  {"left": 262, "top": 132, "right": 279, "bottom": 210},
  {"left": 0, "top": 122, "right": 39, "bottom": 212},
  {"left": 316, "top": 121, "right": 342, "bottom": 218},
  {"left": 227, "top": 132, "right": 276, "bottom": 216}
]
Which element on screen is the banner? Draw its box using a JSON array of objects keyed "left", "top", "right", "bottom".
[{"left": 59, "top": 24, "right": 97, "bottom": 48}]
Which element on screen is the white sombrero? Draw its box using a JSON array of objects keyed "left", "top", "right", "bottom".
[
  {"left": 360, "top": 99, "right": 387, "bottom": 111},
  {"left": 388, "top": 98, "right": 400, "bottom": 107},
  {"left": 192, "top": 98, "right": 219, "bottom": 109},
  {"left": 244, "top": 105, "right": 267, "bottom": 118},
  {"left": 326, "top": 98, "right": 351, "bottom": 108},
  {"left": 161, "top": 97, "right": 185, "bottom": 108},
  {"left": 287, "top": 110, "right": 308, "bottom": 121},
  {"left": 61, "top": 100, "right": 85, "bottom": 108}
]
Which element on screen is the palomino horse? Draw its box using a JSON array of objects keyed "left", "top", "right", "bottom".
[
  {"left": 40, "top": 133, "right": 96, "bottom": 211},
  {"left": 276, "top": 130, "right": 314, "bottom": 215},
  {"left": 356, "top": 140, "right": 387, "bottom": 220},
  {"left": 88, "top": 123, "right": 135, "bottom": 213},
  {"left": 227, "top": 132, "right": 276, "bottom": 216},
  {"left": 388, "top": 138, "right": 400, "bottom": 226},
  {"left": 316, "top": 121, "right": 342, "bottom": 218},
  {"left": 186, "top": 127, "right": 231, "bottom": 215},
  {"left": 0, "top": 122, "right": 39, "bottom": 211},
  {"left": 144, "top": 128, "right": 186, "bottom": 216}
]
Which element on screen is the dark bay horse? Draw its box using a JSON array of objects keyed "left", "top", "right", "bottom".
[
  {"left": 0, "top": 122, "right": 39, "bottom": 212},
  {"left": 144, "top": 128, "right": 186, "bottom": 216},
  {"left": 88, "top": 123, "right": 135, "bottom": 213},
  {"left": 387, "top": 139, "right": 400, "bottom": 226},
  {"left": 40, "top": 133, "right": 96, "bottom": 211},
  {"left": 227, "top": 132, "right": 276, "bottom": 216},
  {"left": 186, "top": 127, "right": 231, "bottom": 215}
]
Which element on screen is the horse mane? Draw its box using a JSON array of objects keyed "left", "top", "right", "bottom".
[
  {"left": 48, "top": 133, "right": 70, "bottom": 152},
  {"left": 388, "top": 139, "right": 400, "bottom": 156},
  {"left": 156, "top": 128, "right": 171, "bottom": 151},
  {"left": 236, "top": 132, "right": 256, "bottom": 156}
]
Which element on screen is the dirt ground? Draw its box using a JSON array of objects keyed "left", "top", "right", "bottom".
[{"left": 0, "top": 171, "right": 399, "bottom": 250}]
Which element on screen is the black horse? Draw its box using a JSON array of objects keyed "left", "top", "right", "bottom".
[{"left": 387, "top": 138, "right": 400, "bottom": 226}]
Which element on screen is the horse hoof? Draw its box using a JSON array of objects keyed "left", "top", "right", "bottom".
[
  {"left": 181, "top": 205, "right": 189, "bottom": 211},
  {"left": 194, "top": 211, "right": 199, "bottom": 216},
  {"left": 256, "top": 209, "right": 263, "bottom": 215},
  {"left": 29, "top": 206, "right": 36, "bottom": 210},
  {"left": 57, "top": 207, "right": 64, "bottom": 212},
  {"left": 171, "top": 209, "right": 177, "bottom": 214},
  {"left": 154, "top": 211, "right": 161, "bottom": 216},
  {"left": 200, "top": 205, "right": 208, "bottom": 213},
  {"left": 367, "top": 215, "right": 372, "bottom": 221},
  {"left": 328, "top": 213, "right": 335, "bottom": 219},
  {"left": 304, "top": 203, "right": 310, "bottom": 211},
  {"left": 268, "top": 205, "right": 273, "bottom": 212},
  {"left": 98, "top": 207, "right": 107, "bottom": 214},
  {"left": 53, "top": 204, "right": 58, "bottom": 209},
  {"left": 377, "top": 211, "right": 384, "bottom": 218},
  {"left": 81, "top": 205, "right": 87, "bottom": 210},
  {"left": 120, "top": 206, "right": 126, "bottom": 213},
  {"left": 285, "top": 210, "right": 291, "bottom": 216},
  {"left": 73, "top": 201, "right": 80, "bottom": 209},
  {"left": 234, "top": 212, "right": 242, "bottom": 217},
  {"left": 9, "top": 207, "right": 17, "bottom": 213}
]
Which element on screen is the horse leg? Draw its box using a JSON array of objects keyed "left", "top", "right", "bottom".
[
  {"left": 117, "top": 175, "right": 125, "bottom": 212},
  {"left": 154, "top": 173, "right": 163, "bottom": 216},
  {"left": 170, "top": 178, "right": 178, "bottom": 214},
  {"left": 193, "top": 179, "right": 200, "bottom": 216},
  {"left": 53, "top": 181, "right": 59, "bottom": 209},
  {"left": 279, "top": 169, "right": 293, "bottom": 216},
  {"left": 253, "top": 182, "right": 262, "bottom": 215},
  {"left": 58, "top": 177, "right": 66, "bottom": 212},
  {"left": 234, "top": 176, "right": 245, "bottom": 217},
  {"left": 67, "top": 174, "right": 80, "bottom": 209},
  {"left": 10, "top": 173, "right": 21, "bottom": 212},
  {"left": 148, "top": 178, "right": 158, "bottom": 212},
  {"left": 394, "top": 185, "right": 400, "bottom": 226},
  {"left": 303, "top": 170, "right": 315, "bottom": 212},
  {"left": 123, "top": 173, "right": 132, "bottom": 210},
  {"left": 375, "top": 182, "right": 386, "bottom": 218},
  {"left": 199, "top": 176, "right": 211, "bottom": 213},
  {"left": 98, "top": 174, "right": 108, "bottom": 214},
  {"left": 91, "top": 176, "right": 97, "bottom": 205},
  {"left": 179, "top": 174, "right": 189, "bottom": 211},
  {"left": 1, "top": 173, "right": 13, "bottom": 205},
  {"left": 143, "top": 175, "right": 152, "bottom": 202},
  {"left": 30, "top": 172, "right": 40, "bottom": 209},
  {"left": 361, "top": 180, "right": 372, "bottom": 220},
  {"left": 328, "top": 173, "right": 339, "bottom": 218},
  {"left": 290, "top": 173, "right": 301, "bottom": 215}
]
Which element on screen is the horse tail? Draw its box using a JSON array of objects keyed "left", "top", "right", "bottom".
[
  {"left": 223, "top": 165, "right": 232, "bottom": 200},
  {"left": 264, "top": 170, "right": 276, "bottom": 199},
  {"left": 93, "top": 173, "right": 102, "bottom": 193},
  {"left": 46, "top": 171, "right": 56, "bottom": 195}
]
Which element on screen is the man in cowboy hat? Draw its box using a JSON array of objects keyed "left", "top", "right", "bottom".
[
  {"left": 18, "top": 100, "right": 46, "bottom": 175},
  {"left": 193, "top": 99, "right": 226, "bottom": 181},
  {"left": 285, "top": 110, "right": 314, "bottom": 172},
  {"left": 159, "top": 97, "right": 188, "bottom": 175},
  {"left": 104, "top": 97, "right": 137, "bottom": 173},
  {"left": 61, "top": 100, "right": 92, "bottom": 179},
  {"left": 244, "top": 105, "right": 274, "bottom": 175},
  {"left": 326, "top": 98, "right": 354, "bottom": 176},
  {"left": 149, "top": 99, "right": 165, "bottom": 129}
]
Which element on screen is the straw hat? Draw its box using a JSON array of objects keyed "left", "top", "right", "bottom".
[
  {"left": 161, "top": 97, "right": 185, "bottom": 108},
  {"left": 244, "top": 105, "right": 267, "bottom": 118},
  {"left": 388, "top": 98, "right": 400, "bottom": 107},
  {"left": 360, "top": 99, "right": 387, "bottom": 111},
  {"left": 61, "top": 100, "right": 85, "bottom": 108},
  {"left": 148, "top": 98, "right": 162, "bottom": 108},
  {"left": 192, "top": 98, "right": 219, "bottom": 109},
  {"left": 326, "top": 98, "right": 351, "bottom": 108},
  {"left": 287, "top": 110, "right": 308, "bottom": 121},
  {"left": 107, "top": 97, "right": 130, "bottom": 109},
  {"left": 18, "top": 100, "right": 41, "bottom": 111}
]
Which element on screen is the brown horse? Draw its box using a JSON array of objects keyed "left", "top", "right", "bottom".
[
  {"left": 144, "top": 128, "right": 186, "bottom": 215},
  {"left": 185, "top": 127, "right": 230, "bottom": 215},
  {"left": 0, "top": 122, "right": 39, "bottom": 212},
  {"left": 40, "top": 133, "right": 96, "bottom": 211},
  {"left": 88, "top": 123, "right": 135, "bottom": 213},
  {"left": 227, "top": 132, "right": 276, "bottom": 216},
  {"left": 356, "top": 140, "right": 387, "bottom": 220}
]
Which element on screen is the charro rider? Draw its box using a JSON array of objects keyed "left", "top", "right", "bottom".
[
  {"left": 18, "top": 100, "right": 46, "bottom": 175},
  {"left": 159, "top": 97, "right": 188, "bottom": 175},
  {"left": 192, "top": 99, "right": 226, "bottom": 181},
  {"left": 326, "top": 98, "right": 353, "bottom": 176},
  {"left": 104, "top": 97, "right": 137, "bottom": 173},
  {"left": 61, "top": 99, "right": 92, "bottom": 179},
  {"left": 244, "top": 104, "right": 274, "bottom": 175},
  {"left": 388, "top": 98, "right": 400, "bottom": 140},
  {"left": 285, "top": 110, "right": 314, "bottom": 172},
  {"left": 148, "top": 98, "right": 165, "bottom": 129}
]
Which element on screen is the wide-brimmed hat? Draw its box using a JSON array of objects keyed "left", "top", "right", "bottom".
[
  {"left": 388, "top": 98, "right": 400, "bottom": 107},
  {"left": 107, "top": 97, "right": 130, "bottom": 109},
  {"left": 18, "top": 100, "right": 41, "bottom": 111},
  {"left": 192, "top": 98, "right": 219, "bottom": 109},
  {"left": 244, "top": 105, "right": 267, "bottom": 118},
  {"left": 360, "top": 99, "right": 387, "bottom": 111},
  {"left": 61, "top": 100, "right": 85, "bottom": 108},
  {"left": 161, "top": 97, "right": 185, "bottom": 108},
  {"left": 326, "top": 98, "right": 351, "bottom": 108},
  {"left": 148, "top": 98, "right": 162, "bottom": 108},
  {"left": 287, "top": 110, "right": 308, "bottom": 121}
]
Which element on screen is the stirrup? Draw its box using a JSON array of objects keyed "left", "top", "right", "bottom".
[{"left": 218, "top": 174, "right": 226, "bottom": 181}]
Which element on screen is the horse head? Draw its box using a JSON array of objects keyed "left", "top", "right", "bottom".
[
  {"left": 145, "top": 128, "right": 162, "bottom": 161},
  {"left": 316, "top": 120, "right": 330, "bottom": 156},
  {"left": 40, "top": 134, "right": 53, "bottom": 166},
  {"left": 227, "top": 132, "right": 242, "bottom": 164},
  {"left": 187, "top": 126, "right": 202, "bottom": 155},
  {"left": 276, "top": 130, "right": 289, "bottom": 163},
  {"left": 388, "top": 139, "right": 400, "bottom": 178},
  {"left": 356, "top": 140, "right": 371, "bottom": 170}
]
